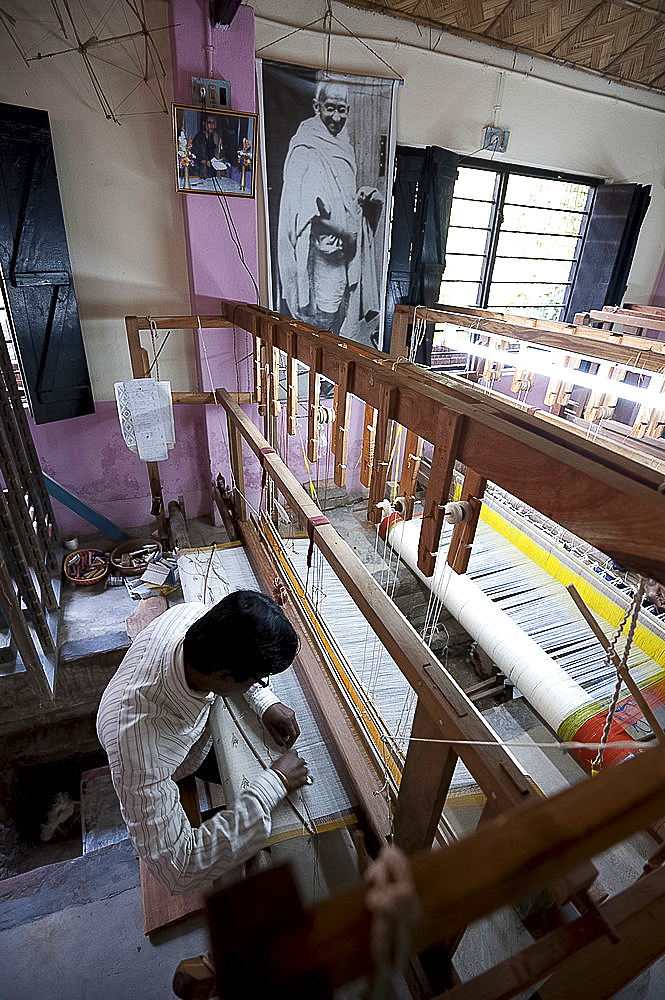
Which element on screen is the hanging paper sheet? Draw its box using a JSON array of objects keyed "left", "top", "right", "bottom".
[{"left": 115, "top": 378, "right": 175, "bottom": 462}]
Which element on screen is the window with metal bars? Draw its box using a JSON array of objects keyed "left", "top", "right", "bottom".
[{"left": 439, "top": 161, "right": 596, "bottom": 321}]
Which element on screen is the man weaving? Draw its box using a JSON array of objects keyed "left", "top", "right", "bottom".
[{"left": 97, "top": 590, "right": 310, "bottom": 893}]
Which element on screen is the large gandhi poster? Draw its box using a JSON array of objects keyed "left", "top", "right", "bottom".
[{"left": 258, "top": 60, "right": 398, "bottom": 351}]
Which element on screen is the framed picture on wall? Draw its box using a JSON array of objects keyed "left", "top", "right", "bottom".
[{"left": 173, "top": 104, "right": 257, "bottom": 197}]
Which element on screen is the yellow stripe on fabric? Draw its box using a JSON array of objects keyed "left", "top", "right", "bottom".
[
  {"left": 481, "top": 504, "right": 665, "bottom": 667},
  {"left": 268, "top": 811, "right": 356, "bottom": 845}
]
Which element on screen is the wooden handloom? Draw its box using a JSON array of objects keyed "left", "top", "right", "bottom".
[{"left": 125, "top": 304, "right": 665, "bottom": 997}]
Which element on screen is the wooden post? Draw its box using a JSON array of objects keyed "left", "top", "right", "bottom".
[
  {"left": 367, "top": 384, "right": 397, "bottom": 524},
  {"left": 286, "top": 328, "right": 298, "bottom": 436},
  {"left": 389, "top": 304, "right": 410, "bottom": 359},
  {"left": 447, "top": 468, "right": 487, "bottom": 574},
  {"left": 398, "top": 428, "right": 422, "bottom": 516},
  {"left": 308, "top": 342, "right": 322, "bottom": 463},
  {"left": 360, "top": 404, "right": 377, "bottom": 489},
  {"left": 393, "top": 697, "right": 458, "bottom": 854},
  {"left": 223, "top": 400, "right": 246, "bottom": 522},
  {"left": 334, "top": 360, "right": 353, "bottom": 488},
  {"left": 418, "top": 412, "right": 466, "bottom": 577},
  {"left": 253, "top": 332, "right": 263, "bottom": 409}
]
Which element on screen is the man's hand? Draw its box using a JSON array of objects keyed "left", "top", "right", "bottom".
[
  {"left": 271, "top": 750, "right": 310, "bottom": 793},
  {"left": 262, "top": 702, "right": 300, "bottom": 749}
]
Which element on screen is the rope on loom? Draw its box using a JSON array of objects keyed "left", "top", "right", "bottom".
[
  {"left": 591, "top": 577, "right": 647, "bottom": 773},
  {"left": 364, "top": 845, "right": 422, "bottom": 1000},
  {"left": 146, "top": 317, "right": 171, "bottom": 377}
]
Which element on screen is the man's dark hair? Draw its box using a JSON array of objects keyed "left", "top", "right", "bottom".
[{"left": 183, "top": 589, "right": 299, "bottom": 681}]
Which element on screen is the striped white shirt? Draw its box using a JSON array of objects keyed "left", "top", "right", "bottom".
[{"left": 96, "top": 602, "right": 286, "bottom": 893}]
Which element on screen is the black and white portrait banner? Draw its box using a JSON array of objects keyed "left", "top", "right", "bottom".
[{"left": 258, "top": 59, "right": 398, "bottom": 351}]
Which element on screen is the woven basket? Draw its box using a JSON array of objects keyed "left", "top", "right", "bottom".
[{"left": 63, "top": 548, "right": 110, "bottom": 586}]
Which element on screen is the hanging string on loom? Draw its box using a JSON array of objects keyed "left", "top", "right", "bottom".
[
  {"left": 591, "top": 577, "right": 647, "bottom": 774},
  {"left": 146, "top": 317, "right": 171, "bottom": 378},
  {"left": 199, "top": 320, "right": 263, "bottom": 523},
  {"left": 292, "top": 732, "right": 655, "bottom": 758}
]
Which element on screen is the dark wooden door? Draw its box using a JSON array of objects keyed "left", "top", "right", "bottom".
[{"left": 0, "top": 102, "right": 93, "bottom": 424}]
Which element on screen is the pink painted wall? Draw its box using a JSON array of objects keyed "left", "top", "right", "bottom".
[
  {"left": 32, "top": 402, "right": 210, "bottom": 539},
  {"left": 169, "top": 0, "right": 364, "bottom": 516}
]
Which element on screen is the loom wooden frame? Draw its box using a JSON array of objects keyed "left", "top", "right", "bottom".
[
  {"left": 125, "top": 306, "right": 665, "bottom": 995},
  {"left": 125, "top": 305, "right": 665, "bottom": 584},
  {"left": 211, "top": 388, "right": 665, "bottom": 999}
]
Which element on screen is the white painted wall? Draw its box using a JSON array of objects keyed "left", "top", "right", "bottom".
[
  {"left": 0, "top": 0, "right": 663, "bottom": 408},
  {"left": 0, "top": 0, "right": 193, "bottom": 402},
  {"left": 253, "top": 1, "right": 665, "bottom": 308}
]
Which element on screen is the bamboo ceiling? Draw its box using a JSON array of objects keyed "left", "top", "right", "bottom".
[{"left": 343, "top": 0, "right": 665, "bottom": 97}]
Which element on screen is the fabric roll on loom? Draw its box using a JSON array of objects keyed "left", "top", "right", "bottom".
[{"left": 380, "top": 510, "right": 665, "bottom": 771}]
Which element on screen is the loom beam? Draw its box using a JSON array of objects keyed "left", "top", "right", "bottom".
[
  {"left": 216, "top": 301, "right": 665, "bottom": 585},
  {"left": 420, "top": 303, "right": 665, "bottom": 372}
]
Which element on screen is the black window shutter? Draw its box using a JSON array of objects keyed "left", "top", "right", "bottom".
[
  {"left": 0, "top": 102, "right": 93, "bottom": 424},
  {"left": 386, "top": 145, "right": 459, "bottom": 362},
  {"left": 563, "top": 182, "right": 651, "bottom": 322},
  {"left": 385, "top": 146, "right": 424, "bottom": 346}
]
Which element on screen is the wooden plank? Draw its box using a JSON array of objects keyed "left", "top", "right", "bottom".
[
  {"left": 442, "top": 864, "right": 665, "bottom": 1000},
  {"left": 171, "top": 391, "right": 252, "bottom": 405},
  {"left": 536, "top": 869, "right": 665, "bottom": 1000},
  {"left": 413, "top": 304, "right": 665, "bottom": 368},
  {"left": 139, "top": 774, "right": 210, "bottom": 935},
  {"left": 585, "top": 307, "right": 665, "bottom": 335},
  {"left": 447, "top": 468, "right": 487, "bottom": 574},
  {"left": 389, "top": 304, "right": 410, "bottom": 358},
  {"left": 392, "top": 697, "right": 458, "bottom": 855},
  {"left": 127, "top": 314, "right": 234, "bottom": 331}
]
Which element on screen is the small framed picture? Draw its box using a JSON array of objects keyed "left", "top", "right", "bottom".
[{"left": 173, "top": 104, "right": 257, "bottom": 198}]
